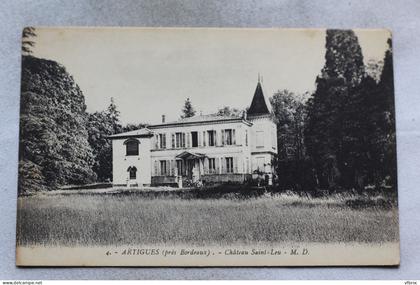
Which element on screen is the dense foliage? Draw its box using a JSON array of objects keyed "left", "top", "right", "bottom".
[
  {"left": 19, "top": 56, "right": 96, "bottom": 194},
  {"left": 270, "top": 90, "right": 312, "bottom": 190},
  {"left": 216, "top": 106, "right": 243, "bottom": 117},
  {"left": 87, "top": 99, "right": 148, "bottom": 182},
  {"left": 18, "top": 55, "right": 147, "bottom": 193},
  {"left": 86, "top": 98, "right": 122, "bottom": 182},
  {"left": 303, "top": 30, "right": 396, "bottom": 192}
]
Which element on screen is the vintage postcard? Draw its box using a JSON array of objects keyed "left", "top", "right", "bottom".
[{"left": 16, "top": 27, "right": 399, "bottom": 266}]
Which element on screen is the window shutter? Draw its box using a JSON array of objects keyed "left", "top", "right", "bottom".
[
  {"left": 221, "top": 130, "right": 225, "bottom": 145},
  {"left": 198, "top": 132, "right": 202, "bottom": 146},
  {"left": 163, "top": 134, "right": 166, "bottom": 148},
  {"left": 232, "top": 129, "right": 236, "bottom": 145},
  {"left": 214, "top": 130, "right": 217, "bottom": 146},
  {"left": 236, "top": 129, "right": 241, "bottom": 146},
  {"left": 204, "top": 158, "right": 208, "bottom": 174},
  {"left": 154, "top": 160, "right": 158, "bottom": 176},
  {"left": 171, "top": 133, "right": 175, "bottom": 148},
  {"left": 221, "top": 157, "right": 225, "bottom": 174},
  {"left": 165, "top": 160, "right": 170, "bottom": 176},
  {"left": 234, "top": 157, "right": 238, "bottom": 173},
  {"left": 170, "top": 160, "right": 175, "bottom": 176},
  {"left": 186, "top": 133, "right": 189, "bottom": 148},
  {"left": 167, "top": 160, "right": 170, "bottom": 176},
  {"left": 182, "top": 133, "right": 186, "bottom": 148},
  {"left": 203, "top": 131, "right": 206, "bottom": 146}
]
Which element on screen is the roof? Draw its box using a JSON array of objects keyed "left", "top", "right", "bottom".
[
  {"left": 247, "top": 82, "right": 271, "bottom": 116},
  {"left": 108, "top": 128, "right": 154, "bottom": 139},
  {"left": 149, "top": 113, "right": 252, "bottom": 128},
  {"left": 108, "top": 114, "right": 252, "bottom": 139}
]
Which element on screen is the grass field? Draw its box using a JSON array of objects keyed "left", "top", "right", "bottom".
[{"left": 16, "top": 189, "right": 399, "bottom": 247}]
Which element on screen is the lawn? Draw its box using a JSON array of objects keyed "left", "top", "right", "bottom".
[{"left": 16, "top": 189, "right": 399, "bottom": 247}]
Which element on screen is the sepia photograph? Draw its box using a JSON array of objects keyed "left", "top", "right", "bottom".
[{"left": 16, "top": 27, "right": 399, "bottom": 266}]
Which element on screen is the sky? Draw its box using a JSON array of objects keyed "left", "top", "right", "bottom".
[{"left": 31, "top": 28, "right": 390, "bottom": 125}]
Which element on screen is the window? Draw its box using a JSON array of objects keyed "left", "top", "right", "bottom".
[
  {"left": 176, "top": 160, "right": 184, "bottom": 176},
  {"left": 226, "top": 157, "right": 234, "bottom": 173},
  {"left": 125, "top": 139, "right": 139, "bottom": 156},
  {"left": 223, "top": 129, "right": 235, "bottom": 145},
  {"left": 128, "top": 166, "right": 137, "bottom": 179},
  {"left": 208, "top": 158, "right": 216, "bottom": 173},
  {"left": 225, "top": 129, "right": 232, "bottom": 145},
  {"left": 175, "top": 132, "right": 185, "bottom": 148},
  {"left": 256, "top": 131, "right": 264, "bottom": 148},
  {"left": 160, "top": 160, "right": 168, "bottom": 176},
  {"left": 191, "top": 131, "right": 198, "bottom": 147},
  {"left": 207, "top": 130, "right": 216, "bottom": 146},
  {"left": 159, "top": 133, "right": 166, "bottom": 149}
]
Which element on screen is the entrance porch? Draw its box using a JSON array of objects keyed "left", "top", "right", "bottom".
[{"left": 176, "top": 151, "right": 206, "bottom": 183}]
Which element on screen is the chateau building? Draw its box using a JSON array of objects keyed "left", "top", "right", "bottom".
[{"left": 109, "top": 80, "right": 277, "bottom": 187}]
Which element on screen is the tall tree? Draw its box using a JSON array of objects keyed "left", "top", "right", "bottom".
[
  {"left": 19, "top": 56, "right": 96, "bottom": 194},
  {"left": 107, "top": 97, "right": 122, "bottom": 133},
  {"left": 87, "top": 98, "right": 123, "bottom": 182},
  {"left": 376, "top": 38, "right": 397, "bottom": 188},
  {"left": 321, "top": 30, "right": 365, "bottom": 87},
  {"left": 181, "top": 98, "right": 196, "bottom": 118},
  {"left": 270, "top": 90, "right": 305, "bottom": 161},
  {"left": 270, "top": 90, "right": 308, "bottom": 190},
  {"left": 345, "top": 39, "right": 396, "bottom": 190},
  {"left": 305, "top": 29, "right": 366, "bottom": 190}
]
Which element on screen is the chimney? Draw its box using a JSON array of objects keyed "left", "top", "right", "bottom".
[{"left": 161, "top": 115, "right": 166, "bottom": 123}]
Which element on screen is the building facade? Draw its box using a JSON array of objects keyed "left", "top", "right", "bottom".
[{"left": 109, "top": 81, "right": 277, "bottom": 187}]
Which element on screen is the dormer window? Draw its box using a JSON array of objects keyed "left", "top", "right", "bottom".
[{"left": 124, "top": 138, "right": 139, "bottom": 156}]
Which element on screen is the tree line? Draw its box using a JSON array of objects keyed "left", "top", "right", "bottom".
[{"left": 271, "top": 30, "right": 396, "bottom": 194}]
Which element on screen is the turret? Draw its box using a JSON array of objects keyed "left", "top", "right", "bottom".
[{"left": 247, "top": 77, "right": 272, "bottom": 117}]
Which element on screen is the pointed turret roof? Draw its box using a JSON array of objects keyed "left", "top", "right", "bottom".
[{"left": 247, "top": 81, "right": 271, "bottom": 116}]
